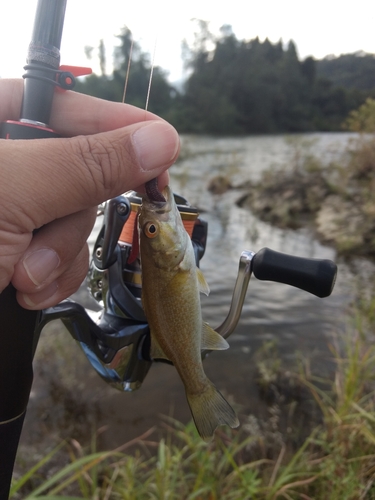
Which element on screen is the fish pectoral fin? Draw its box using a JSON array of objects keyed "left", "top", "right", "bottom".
[
  {"left": 150, "top": 335, "right": 171, "bottom": 361},
  {"left": 201, "top": 322, "right": 229, "bottom": 350},
  {"left": 196, "top": 268, "right": 210, "bottom": 296}
]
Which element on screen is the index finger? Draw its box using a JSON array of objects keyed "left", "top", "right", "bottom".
[
  {"left": 51, "top": 88, "right": 164, "bottom": 136},
  {"left": 0, "top": 79, "right": 163, "bottom": 137}
]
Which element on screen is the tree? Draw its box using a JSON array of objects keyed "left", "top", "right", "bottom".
[
  {"left": 316, "top": 53, "right": 375, "bottom": 91},
  {"left": 344, "top": 98, "right": 375, "bottom": 132},
  {"left": 76, "top": 27, "right": 174, "bottom": 118},
  {"left": 75, "top": 21, "right": 375, "bottom": 135},
  {"left": 99, "top": 39, "right": 106, "bottom": 76}
]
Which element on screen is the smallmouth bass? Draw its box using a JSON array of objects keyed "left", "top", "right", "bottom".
[{"left": 139, "top": 185, "right": 239, "bottom": 440}]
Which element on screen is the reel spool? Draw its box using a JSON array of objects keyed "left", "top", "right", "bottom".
[
  {"left": 88, "top": 191, "right": 207, "bottom": 309},
  {"left": 110, "top": 192, "right": 201, "bottom": 300}
]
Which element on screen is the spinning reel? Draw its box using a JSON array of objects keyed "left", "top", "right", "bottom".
[{"left": 37, "top": 190, "right": 338, "bottom": 392}]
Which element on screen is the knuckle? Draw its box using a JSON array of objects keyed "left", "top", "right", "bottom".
[{"left": 68, "top": 135, "right": 125, "bottom": 196}]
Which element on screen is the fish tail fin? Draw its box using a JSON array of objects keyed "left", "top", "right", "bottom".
[{"left": 186, "top": 383, "right": 239, "bottom": 441}]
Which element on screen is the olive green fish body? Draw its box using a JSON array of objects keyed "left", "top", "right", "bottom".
[{"left": 139, "top": 186, "right": 239, "bottom": 440}]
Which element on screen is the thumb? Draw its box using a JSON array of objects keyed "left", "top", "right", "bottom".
[{"left": 1, "top": 120, "right": 179, "bottom": 230}]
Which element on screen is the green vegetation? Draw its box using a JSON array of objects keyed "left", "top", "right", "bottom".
[
  {"left": 76, "top": 22, "right": 375, "bottom": 135},
  {"left": 345, "top": 97, "right": 375, "bottom": 132},
  {"left": 316, "top": 52, "right": 375, "bottom": 91},
  {"left": 173, "top": 22, "right": 369, "bottom": 134},
  {"left": 75, "top": 27, "right": 175, "bottom": 119}
]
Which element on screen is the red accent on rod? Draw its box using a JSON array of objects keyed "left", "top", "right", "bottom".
[
  {"left": 59, "top": 65, "right": 92, "bottom": 77},
  {"left": 55, "top": 65, "right": 92, "bottom": 93},
  {"left": 4, "top": 120, "right": 56, "bottom": 134}
]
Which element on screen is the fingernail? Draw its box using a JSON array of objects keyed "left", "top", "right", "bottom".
[
  {"left": 23, "top": 249, "right": 60, "bottom": 286},
  {"left": 132, "top": 122, "right": 179, "bottom": 171},
  {"left": 23, "top": 281, "right": 58, "bottom": 308}
]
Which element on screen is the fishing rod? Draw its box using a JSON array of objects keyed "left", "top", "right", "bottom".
[
  {"left": 0, "top": 1, "right": 91, "bottom": 497},
  {"left": 0, "top": 0, "right": 337, "bottom": 494}
]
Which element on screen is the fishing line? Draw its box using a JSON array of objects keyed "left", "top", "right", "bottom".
[
  {"left": 144, "top": 35, "right": 158, "bottom": 117},
  {"left": 122, "top": 38, "right": 134, "bottom": 104},
  {"left": 121, "top": 31, "right": 157, "bottom": 118}
]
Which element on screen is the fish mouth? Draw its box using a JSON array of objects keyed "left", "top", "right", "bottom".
[
  {"left": 141, "top": 183, "right": 173, "bottom": 223},
  {"left": 145, "top": 178, "right": 167, "bottom": 204}
]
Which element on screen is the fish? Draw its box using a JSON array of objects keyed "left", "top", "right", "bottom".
[{"left": 139, "top": 184, "right": 239, "bottom": 440}]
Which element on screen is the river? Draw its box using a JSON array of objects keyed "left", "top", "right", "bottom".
[{"left": 18, "top": 132, "right": 374, "bottom": 457}]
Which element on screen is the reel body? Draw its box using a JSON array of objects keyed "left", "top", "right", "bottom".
[{"left": 39, "top": 191, "right": 208, "bottom": 390}]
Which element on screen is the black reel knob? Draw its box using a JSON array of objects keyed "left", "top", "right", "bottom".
[{"left": 252, "top": 247, "right": 337, "bottom": 298}]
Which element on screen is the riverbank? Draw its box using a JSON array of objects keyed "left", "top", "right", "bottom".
[{"left": 235, "top": 134, "right": 375, "bottom": 258}]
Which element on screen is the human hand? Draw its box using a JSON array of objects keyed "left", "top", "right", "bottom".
[{"left": 0, "top": 79, "right": 179, "bottom": 309}]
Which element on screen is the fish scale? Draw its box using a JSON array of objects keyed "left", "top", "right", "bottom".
[{"left": 139, "top": 184, "right": 239, "bottom": 440}]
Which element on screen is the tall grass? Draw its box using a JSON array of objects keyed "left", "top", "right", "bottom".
[{"left": 12, "top": 297, "right": 375, "bottom": 499}]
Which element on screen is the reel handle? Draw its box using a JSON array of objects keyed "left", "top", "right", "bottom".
[{"left": 252, "top": 247, "right": 337, "bottom": 298}]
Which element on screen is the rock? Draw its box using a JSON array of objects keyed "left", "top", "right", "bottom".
[
  {"left": 235, "top": 134, "right": 375, "bottom": 257},
  {"left": 316, "top": 196, "right": 375, "bottom": 255},
  {"left": 207, "top": 175, "right": 232, "bottom": 194},
  {"left": 237, "top": 169, "right": 332, "bottom": 229}
]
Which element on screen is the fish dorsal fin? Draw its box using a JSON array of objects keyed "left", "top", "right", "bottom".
[
  {"left": 196, "top": 268, "right": 210, "bottom": 296},
  {"left": 150, "top": 335, "right": 171, "bottom": 361},
  {"left": 201, "top": 322, "right": 229, "bottom": 350}
]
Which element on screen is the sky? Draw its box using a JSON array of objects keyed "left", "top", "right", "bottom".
[{"left": 1, "top": 0, "right": 375, "bottom": 83}]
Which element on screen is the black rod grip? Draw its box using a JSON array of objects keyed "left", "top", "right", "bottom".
[
  {"left": 0, "top": 285, "right": 39, "bottom": 423},
  {"left": 0, "top": 0, "right": 67, "bottom": 494},
  {"left": 252, "top": 247, "right": 337, "bottom": 298},
  {"left": 0, "top": 412, "right": 26, "bottom": 500}
]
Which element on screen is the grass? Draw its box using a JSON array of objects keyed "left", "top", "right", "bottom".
[{"left": 11, "top": 293, "right": 375, "bottom": 499}]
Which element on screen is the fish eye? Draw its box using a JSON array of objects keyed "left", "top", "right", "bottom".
[{"left": 144, "top": 222, "right": 159, "bottom": 238}]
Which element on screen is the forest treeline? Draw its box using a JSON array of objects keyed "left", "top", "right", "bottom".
[{"left": 76, "top": 23, "right": 375, "bottom": 134}]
